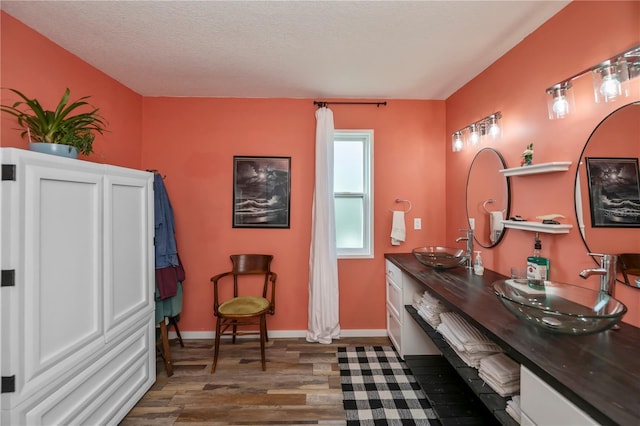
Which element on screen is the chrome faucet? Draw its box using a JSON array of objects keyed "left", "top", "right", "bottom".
[
  {"left": 455, "top": 228, "right": 474, "bottom": 269},
  {"left": 579, "top": 253, "right": 618, "bottom": 295}
]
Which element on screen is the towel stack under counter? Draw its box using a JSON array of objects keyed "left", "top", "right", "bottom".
[
  {"left": 412, "top": 289, "right": 522, "bottom": 424},
  {"left": 413, "top": 291, "right": 448, "bottom": 328}
]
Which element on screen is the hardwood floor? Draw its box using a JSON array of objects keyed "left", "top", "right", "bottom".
[{"left": 120, "top": 336, "right": 391, "bottom": 425}]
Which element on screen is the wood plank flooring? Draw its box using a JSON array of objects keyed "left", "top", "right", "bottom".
[{"left": 120, "top": 336, "right": 391, "bottom": 425}]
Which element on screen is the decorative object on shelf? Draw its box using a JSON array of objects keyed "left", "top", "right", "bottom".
[
  {"left": 545, "top": 44, "right": 639, "bottom": 119},
  {"left": 536, "top": 214, "right": 566, "bottom": 224},
  {"left": 520, "top": 143, "right": 533, "bottom": 166},
  {"left": 0, "top": 88, "right": 107, "bottom": 158},
  {"left": 451, "top": 111, "right": 502, "bottom": 152},
  {"left": 585, "top": 157, "right": 640, "bottom": 228},
  {"left": 232, "top": 156, "right": 291, "bottom": 228}
]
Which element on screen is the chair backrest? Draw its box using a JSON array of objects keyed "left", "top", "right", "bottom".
[
  {"left": 230, "top": 254, "right": 274, "bottom": 299},
  {"left": 231, "top": 254, "right": 273, "bottom": 275}
]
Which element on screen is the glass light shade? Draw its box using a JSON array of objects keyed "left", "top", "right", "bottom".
[
  {"left": 592, "top": 62, "right": 630, "bottom": 103},
  {"left": 467, "top": 124, "right": 480, "bottom": 146},
  {"left": 451, "top": 132, "right": 464, "bottom": 152},
  {"left": 487, "top": 115, "right": 501, "bottom": 140},
  {"left": 546, "top": 83, "right": 574, "bottom": 120}
]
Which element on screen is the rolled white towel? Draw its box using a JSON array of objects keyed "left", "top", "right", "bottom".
[
  {"left": 490, "top": 211, "right": 505, "bottom": 244},
  {"left": 390, "top": 211, "right": 406, "bottom": 245}
]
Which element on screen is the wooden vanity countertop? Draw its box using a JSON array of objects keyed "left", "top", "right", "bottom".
[{"left": 385, "top": 253, "right": 640, "bottom": 426}]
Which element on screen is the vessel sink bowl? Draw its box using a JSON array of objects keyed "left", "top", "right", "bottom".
[
  {"left": 494, "top": 279, "right": 627, "bottom": 335},
  {"left": 412, "top": 246, "right": 467, "bottom": 270}
]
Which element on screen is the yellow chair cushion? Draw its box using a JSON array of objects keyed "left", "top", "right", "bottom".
[{"left": 219, "top": 296, "right": 270, "bottom": 316}]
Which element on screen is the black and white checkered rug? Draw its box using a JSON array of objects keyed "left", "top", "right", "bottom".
[{"left": 337, "top": 346, "right": 440, "bottom": 426}]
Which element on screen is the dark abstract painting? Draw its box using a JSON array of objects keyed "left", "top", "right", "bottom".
[
  {"left": 233, "top": 156, "right": 291, "bottom": 228},
  {"left": 586, "top": 157, "right": 640, "bottom": 227}
]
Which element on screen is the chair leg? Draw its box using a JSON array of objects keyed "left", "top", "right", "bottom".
[
  {"left": 212, "top": 317, "right": 222, "bottom": 374},
  {"left": 260, "top": 315, "right": 267, "bottom": 371},
  {"left": 232, "top": 321, "right": 237, "bottom": 344},
  {"left": 168, "top": 316, "right": 184, "bottom": 347},
  {"left": 159, "top": 320, "right": 173, "bottom": 377}
]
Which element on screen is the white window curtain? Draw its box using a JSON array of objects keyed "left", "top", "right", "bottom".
[{"left": 306, "top": 106, "right": 340, "bottom": 344}]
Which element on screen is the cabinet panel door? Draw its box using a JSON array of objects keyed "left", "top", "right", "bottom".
[
  {"left": 21, "top": 161, "right": 104, "bottom": 402},
  {"left": 386, "top": 276, "right": 402, "bottom": 319},
  {"left": 103, "top": 172, "right": 154, "bottom": 341},
  {"left": 521, "top": 366, "right": 598, "bottom": 425}
]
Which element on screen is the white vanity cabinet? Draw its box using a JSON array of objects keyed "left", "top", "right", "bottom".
[
  {"left": 0, "top": 148, "right": 155, "bottom": 425},
  {"left": 520, "top": 366, "right": 598, "bottom": 426},
  {"left": 385, "top": 260, "right": 439, "bottom": 359}
]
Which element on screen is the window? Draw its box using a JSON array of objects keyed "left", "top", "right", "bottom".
[{"left": 333, "top": 130, "right": 373, "bottom": 258}]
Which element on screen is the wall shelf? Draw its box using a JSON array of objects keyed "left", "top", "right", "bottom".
[
  {"left": 499, "top": 161, "right": 572, "bottom": 177},
  {"left": 502, "top": 220, "right": 573, "bottom": 234}
]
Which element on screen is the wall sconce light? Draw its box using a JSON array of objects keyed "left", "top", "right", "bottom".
[
  {"left": 467, "top": 124, "right": 480, "bottom": 146},
  {"left": 591, "top": 59, "right": 634, "bottom": 103},
  {"left": 451, "top": 112, "right": 502, "bottom": 152},
  {"left": 452, "top": 131, "right": 464, "bottom": 152},
  {"left": 486, "top": 114, "right": 502, "bottom": 139},
  {"left": 546, "top": 82, "right": 574, "bottom": 120},
  {"left": 545, "top": 44, "right": 639, "bottom": 119}
]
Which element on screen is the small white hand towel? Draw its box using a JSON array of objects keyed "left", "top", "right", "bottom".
[
  {"left": 390, "top": 211, "right": 406, "bottom": 246},
  {"left": 490, "top": 211, "right": 505, "bottom": 244}
]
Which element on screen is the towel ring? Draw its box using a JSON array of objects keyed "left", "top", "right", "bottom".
[
  {"left": 389, "top": 198, "right": 412, "bottom": 213},
  {"left": 482, "top": 199, "right": 496, "bottom": 213}
]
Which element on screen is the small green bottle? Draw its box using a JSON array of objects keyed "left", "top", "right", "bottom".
[{"left": 527, "top": 237, "right": 550, "bottom": 285}]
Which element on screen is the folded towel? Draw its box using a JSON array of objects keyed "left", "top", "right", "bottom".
[
  {"left": 439, "top": 312, "right": 503, "bottom": 354},
  {"left": 390, "top": 211, "right": 406, "bottom": 245},
  {"left": 480, "top": 353, "right": 520, "bottom": 382},
  {"left": 490, "top": 211, "right": 505, "bottom": 244}
]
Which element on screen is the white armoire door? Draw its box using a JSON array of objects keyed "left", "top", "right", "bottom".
[{"left": 0, "top": 148, "right": 154, "bottom": 425}]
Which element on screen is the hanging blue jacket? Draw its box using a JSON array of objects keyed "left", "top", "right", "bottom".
[{"left": 154, "top": 173, "right": 179, "bottom": 269}]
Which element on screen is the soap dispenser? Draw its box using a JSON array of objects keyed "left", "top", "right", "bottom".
[{"left": 473, "top": 251, "right": 484, "bottom": 276}]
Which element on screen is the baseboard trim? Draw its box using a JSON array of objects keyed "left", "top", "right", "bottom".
[{"left": 168, "top": 329, "right": 387, "bottom": 340}]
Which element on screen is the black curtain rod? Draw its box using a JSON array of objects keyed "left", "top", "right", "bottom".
[{"left": 313, "top": 101, "right": 387, "bottom": 108}]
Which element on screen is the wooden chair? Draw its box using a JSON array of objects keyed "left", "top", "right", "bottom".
[
  {"left": 210, "top": 254, "right": 277, "bottom": 374},
  {"left": 618, "top": 253, "right": 640, "bottom": 287}
]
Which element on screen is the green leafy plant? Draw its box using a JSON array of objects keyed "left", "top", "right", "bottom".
[{"left": 0, "top": 88, "right": 107, "bottom": 155}]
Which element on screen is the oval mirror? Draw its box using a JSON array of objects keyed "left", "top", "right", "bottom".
[
  {"left": 575, "top": 102, "right": 640, "bottom": 287},
  {"left": 466, "top": 148, "right": 511, "bottom": 248}
]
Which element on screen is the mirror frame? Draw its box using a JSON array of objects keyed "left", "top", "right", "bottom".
[
  {"left": 574, "top": 101, "right": 640, "bottom": 255},
  {"left": 465, "top": 147, "right": 511, "bottom": 248},
  {"left": 574, "top": 101, "right": 640, "bottom": 287}
]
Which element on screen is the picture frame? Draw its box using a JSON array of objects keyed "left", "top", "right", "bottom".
[
  {"left": 233, "top": 156, "right": 291, "bottom": 228},
  {"left": 586, "top": 157, "right": 640, "bottom": 227}
]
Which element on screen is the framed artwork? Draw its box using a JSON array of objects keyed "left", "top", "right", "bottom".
[
  {"left": 586, "top": 157, "right": 640, "bottom": 227},
  {"left": 233, "top": 156, "right": 291, "bottom": 228}
]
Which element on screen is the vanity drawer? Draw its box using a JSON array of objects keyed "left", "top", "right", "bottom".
[
  {"left": 386, "top": 277, "right": 402, "bottom": 318},
  {"left": 385, "top": 260, "right": 402, "bottom": 284}
]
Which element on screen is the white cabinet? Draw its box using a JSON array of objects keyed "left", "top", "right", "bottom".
[
  {"left": 385, "top": 260, "right": 440, "bottom": 359},
  {"left": 520, "top": 366, "right": 598, "bottom": 426},
  {"left": 0, "top": 148, "right": 155, "bottom": 425}
]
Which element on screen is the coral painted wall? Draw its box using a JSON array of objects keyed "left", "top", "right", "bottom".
[
  {"left": 141, "top": 98, "right": 446, "bottom": 333},
  {"left": 3, "top": 0, "right": 640, "bottom": 333},
  {"left": 445, "top": 1, "right": 640, "bottom": 326},
  {"left": 0, "top": 12, "right": 142, "bottom": 169}
]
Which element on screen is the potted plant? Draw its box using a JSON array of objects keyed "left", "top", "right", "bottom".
[{"left": 0, "top": 87, "right": 107, "bottom": 158}]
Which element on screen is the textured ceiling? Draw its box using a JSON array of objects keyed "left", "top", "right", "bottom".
[{"left": 1, "top": 0, "right": 569, "bottom": 99}]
